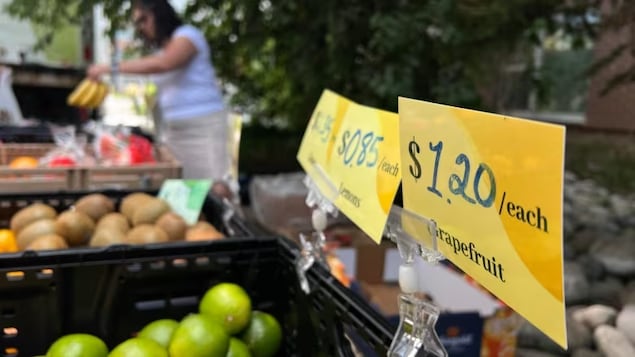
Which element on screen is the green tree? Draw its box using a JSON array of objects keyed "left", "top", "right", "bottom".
[{"left": 5, "top": 0, "right": 596, "bottom": 130}]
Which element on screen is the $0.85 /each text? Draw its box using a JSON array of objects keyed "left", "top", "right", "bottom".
[
  {"left": 337, "top": 129, "right": 384, "bottom": 168},
  {"left": 408, "top": 138, "right": 496, "bottom": 208}
]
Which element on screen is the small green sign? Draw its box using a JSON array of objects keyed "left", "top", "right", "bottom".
[{"left": 158, "top": 179, "right": 213, "bottom": 225}]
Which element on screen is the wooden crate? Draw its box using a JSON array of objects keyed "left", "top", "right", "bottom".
[
  {"left": 77, "top": 145, "right": 182, "bottom": 190},
  {"left": 0, "top": 143, "right": 77, "bottom": 193},
  {"left": 0, "top": 143, "right": 182, "bottom": 193}
]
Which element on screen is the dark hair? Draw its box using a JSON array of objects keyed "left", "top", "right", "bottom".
[{"left": 132, "top": 0, "right": 182, "bottom": 47}]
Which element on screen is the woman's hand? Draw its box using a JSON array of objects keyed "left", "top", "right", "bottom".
[{"left": 87, "top": 64, "right": 110, "bottom": 80}]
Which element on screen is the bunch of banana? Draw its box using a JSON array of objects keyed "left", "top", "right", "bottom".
[{"left": 67, "top": 79, "right": 109, "bottom": 108}]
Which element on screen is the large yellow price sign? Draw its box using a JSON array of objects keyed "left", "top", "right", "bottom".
[
  {"left": 297, "top": 90, "right": 401, "bottom": 242},
  {"left": 399, "top": 97, "right": 567, "bottom": 349}
]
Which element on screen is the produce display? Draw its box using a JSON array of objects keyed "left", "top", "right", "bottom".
[
  {"left": 1, "top": 125, "right": 158, "bottom": 173},
  {"left": 41, "top": 283, "right": 283, "bottom": 357},
  {"left": 2, "top": 192, "right": 225, "bottom": 253}
]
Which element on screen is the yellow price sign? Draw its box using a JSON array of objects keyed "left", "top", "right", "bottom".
[
  {"left": 297, "top": 89, "right": 354, "bottom": 201},
  {"left": 297, "top": 89, "right": 402, "bottom": 242},
  {"left": 398, "top": 97, "right": 567, "bottom": 349}
]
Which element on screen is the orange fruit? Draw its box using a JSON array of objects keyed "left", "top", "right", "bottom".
[
  {"left": 45, "top": 333, "right": 108, "bottom": 357},
  {"left": 9, "top": 156, "right": 39, "bottom": 168},
  {"left": 241, "top": 311, "right": 282, "bottom": 357},
  {"left": 0, "top": 229, "right": 18, "bottom": 253},
  {"left": 199, "top": 283, "right": 251, "bottom": 334}
]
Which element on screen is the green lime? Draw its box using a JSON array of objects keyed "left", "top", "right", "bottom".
[
  {"left": 108, "top": 337, "right": 167, "bottom": 357},
  {"left": 46, "top": 333, "right": 108, "bottom": 357},
  {"left": 137, "top": 319, "right": 179, "bottom": 348},
  {"left": 241, "top": 311, "right": 282, "bottom": 357},
  {"left": 227, "top": 337, "right": 252, "bottom": 357},
  {"left": 199, "top": 282, "right": 252, "bottom": 334},
  {"left": 169, "top": 313, "right": 229, "bottom": 357}
]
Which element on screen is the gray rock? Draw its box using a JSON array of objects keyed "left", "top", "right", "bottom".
[
  {"left": 578, "top": 254, "right": 606, "bottom": 281},
  {"left": 517, "top": 310, "right": 592, "bottom": 354},
  {"left": 602, "top": 221, "right": 622, "bottom": 235},
  {"left": 590, "top": 234, "right": 635, "bottom": 276},
  {"left": 609, "top": 194, "right": 634, "bottom": 220},
  {"left": 517, "top": 319, "right": 563, "bottom": 352},
  {"left": 573, "top": 305, "right": 618, "bottom": 328},
  {"left": 616, "top": 304, "right": 635, "bottom": 345},
  {"left": 564, "top": 218, "right": 578, "bottom": 239},
  {"left": 570, "top": 230, "right": 600, "bottom": 255},
  {"left": 565, "top": 171, "right": 578, "bottom": 183},
  {"left": 589, "top": 278, "right": 623, "bottom": 308},
  {"left": 567, "top": 310, "right": 594, "bottom": 350},
  {"left": 594, "top": 325, "right": 635, "bottom": 357},
  {"left": 620, "top": 281, "right": 635, "bottom": 307},
  {"left": 565, "top": 261, "right": 591, "bottom": 304},
  {"left": 576, "top": 214, "right": 616, "bottom": 232},
  {"left": 572, "top": 348, "right": 604, "bottom": 357},
  {"left": 588, "top": 205, "right": 613, "bottom": 223},
  {"left": 565, "top": 242, "right": 579, "bottom": 260},
  {"left": 516, "top": 348, "right": 563, "bottom": 357}
]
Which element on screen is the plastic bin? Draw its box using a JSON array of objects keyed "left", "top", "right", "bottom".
[
  {"left": 0, "top": 143, "right": 181, "bottom": 192},
  {"left": 0, "top": 125, "right": 53, "bottom": 143},
  {"left": 0, "top": 236, "right": 395, "bottom": 356},
  {"left": 0, "top": 189, "right": 254, "bottom": 242}
]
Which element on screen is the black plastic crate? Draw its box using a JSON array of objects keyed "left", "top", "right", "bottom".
[
  {"left": 0, "top": 236, "right": 395, "bottom": 356},
  {"left": 0, "top": 189, "right": 254, "bottom": 240},
  {"left": 0, "top": 125, "right": 53, "bottom": 144}
]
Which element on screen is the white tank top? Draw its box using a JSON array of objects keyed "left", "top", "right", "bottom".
[{"left": 152, "top": 24, "right": 226, "bottom": 121}]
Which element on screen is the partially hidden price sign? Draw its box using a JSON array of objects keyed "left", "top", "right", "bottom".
[
  {"left": 158, "top": 179, "right": 213, "bottom": 225},
  {"left": 398, "top": 97, "right": 567, "bottom": 349},
  {"left": 297, "top": 89, "right": 402, "bottom": 243}
]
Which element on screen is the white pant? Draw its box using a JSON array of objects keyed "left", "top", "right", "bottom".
[{"left": 160, "top": 111, "right": 230, "bottom": 181}]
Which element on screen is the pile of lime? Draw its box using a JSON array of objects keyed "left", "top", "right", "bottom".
[{"left": 44, "top": 282, "right": 283, "bottom": 357}]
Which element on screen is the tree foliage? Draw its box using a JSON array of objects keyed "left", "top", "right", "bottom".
[{"left": 5, "top": 0, "right": 597, "bottom": 130}]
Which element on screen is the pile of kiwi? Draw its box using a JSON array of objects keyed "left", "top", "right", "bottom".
[{"left": 8, "top": 193, "right": 225, "bottom": 251}]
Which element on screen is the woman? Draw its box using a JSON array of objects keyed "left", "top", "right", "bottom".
[{"left": 88, "top": 0, "right": 231, "bottom": 183}]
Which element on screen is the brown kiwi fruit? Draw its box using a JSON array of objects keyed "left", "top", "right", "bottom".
[
  {"left": 120, "top": 192, "right": 154, "bottom": 222},
  {"left": 126, "top": 224, "right": 169, "bottom": 245},
  {"left": 54, "top": 210, "right": 95, "bottom": 246},
  {"left": 10, "top": 203, "right": 57, "bottom": 234},
  {"left": 74, "top": 193, "right": 115, "bottom": 221},
  {"left": 90, "top": 228, "right": 128, "bottom": 247},
  {"left": 131, "top": 198, "right": 171, "bottom": 226},
  {"left": 96, "top": 212, "right": 130, "bottom": 233},
  {"left": 24, "top": 234, "right": 68, "bottom": 251},
  {"left": 155, "top": 212, "right": 187, "bottom": 241},
  {"left": 17, "top": 219, "right": 57, "bottom": 250},
  {"left": 185, "top": 223, "right": 225, "bottom": 241}
]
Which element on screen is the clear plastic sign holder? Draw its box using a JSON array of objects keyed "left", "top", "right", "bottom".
[
  {"left": 220, "top": 196, "right": 238, "bottom": 236},
  {"left": 295, "top": 165, "right": 339, "bottom": 294},
  {"left": 296, "top": 163, "right": 448, "bottom": 357},
  {"left": 383, "top": 206, "right": 447, "bottom": 357}
]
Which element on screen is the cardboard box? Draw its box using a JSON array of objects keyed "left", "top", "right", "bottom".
[
  {"left": 357, "top": 257, "right": 522, "bottom": 357},
  {"left": 329, "top": 224, "right": 398, "bottom": 284}
]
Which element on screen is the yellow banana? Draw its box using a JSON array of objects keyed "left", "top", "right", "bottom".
[
  {"left": 77, "top": 81, "right": 98, "bottom": 108},
  {"left": 66, "top": 79, "right": 93, "bottom": 106},
  {"left": 88, "top": 83, "right": 108, "bottom": 108}
]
